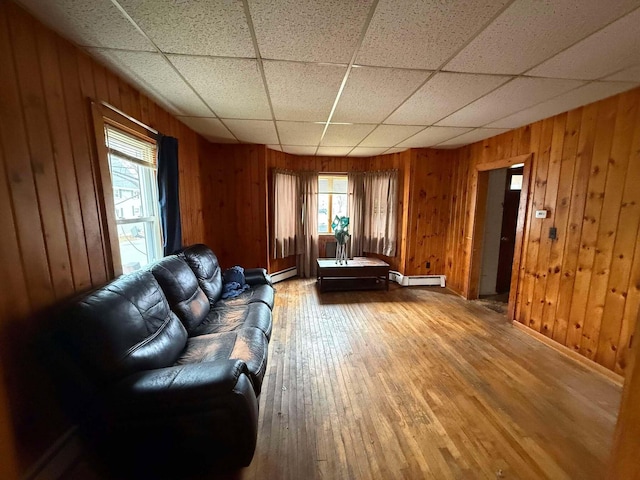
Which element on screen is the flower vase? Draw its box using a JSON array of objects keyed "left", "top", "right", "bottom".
[{"left": 335, "top": 242, "right": 348, "bottom": 265}]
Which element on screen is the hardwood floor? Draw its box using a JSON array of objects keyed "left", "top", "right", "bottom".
[{"left": 65, "top": 279, "right": 621, "bottom": 479}]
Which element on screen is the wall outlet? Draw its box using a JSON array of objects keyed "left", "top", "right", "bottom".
[{"left": 426, "top": 261, "right": 431, "bottom": 269}]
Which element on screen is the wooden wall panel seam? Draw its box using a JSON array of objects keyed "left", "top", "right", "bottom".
[
  {"left": 0, "top": 5, "right": 55, "bottom": 312},
  {"left": 11, "top": 10, "right": 75, "bottom": 301},
  {"left": 543, "top": 109, "right": 580, "bottom": 342},
  {"left": 579, "top": 96, "right": 627, "bottom": 360}
]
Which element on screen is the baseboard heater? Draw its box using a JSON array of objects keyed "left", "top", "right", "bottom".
[
  {"left": 389, "top": 270, "right": 446, "bottom": 287},
  {"left": 271, "top": 266, "right": 297, "bottom": 284}
]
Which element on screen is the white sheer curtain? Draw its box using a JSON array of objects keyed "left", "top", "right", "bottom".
[
  {"left": 298, "top": 171, "right": 319, "bottom": 278},
  {"left": 273, "top": 170, "right": 301, "bottom": 259},
  {"left": 362, "top": 170, "right": 398, "bottom": 257},
  {"left": 348, "top": 172, "right": 364, "bottom": 257}
]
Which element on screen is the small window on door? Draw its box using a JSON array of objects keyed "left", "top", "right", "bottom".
[
  {"left": 510, "top": 174, "right": 523, "bottom": 190},
  {"left": 105, "top": 125, "right": 162, "bottom": 273}
]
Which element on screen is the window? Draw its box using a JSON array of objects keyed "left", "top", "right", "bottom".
[
  {"left": 510, "top": 174, "right": 523, "bottom": 190},
  {"left": 318, "top": 175, "right": 348, "bottom": 233},
  {"left": 105, "top": 125, "right": 162, "bottom": 273}
]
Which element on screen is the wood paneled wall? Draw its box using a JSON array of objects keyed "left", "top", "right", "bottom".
[
  {"left": 0, "top": 2, "right": 206, "bottom": 474},
  {"left": 404, "top": 148, "right": 456, "bottom": 276},
  {"left": 201, "top": 146, "right": 456, "bottom": 278},
  {"left": 200, "top": 143, "right": 269, "bottom": 270},
  {"left": 446, "top": 87, "right": 640, "bottom": 374},
  {"left": 264, "top": 148, "right": 410, "bottom": 273}
]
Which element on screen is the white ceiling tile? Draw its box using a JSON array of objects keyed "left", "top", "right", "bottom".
[
  {"left": 487, "top": 81, "right": 639, "bottom": 129},
  {"left": 249, "top": 0, "right": 373, "bottom": 63},
  {"left": 263, "top": 61, "right": 346, "bottom": 121},
  {"left": 605, "top": 64, "right": 640, "bottom": 82},
  {"left": 177, "top": 117, "right": 237, "bottom": 143},
  {"left": 386, "top": 73, "right": 511, "bottom": 126},
  {"left": 169, "top": 55, "right": 271, "bottom": 119},
  {"left": 436, "top": 77, "right": 585, "bottom": 127},
  {"left": 88, "top": 49, "right": 211, "bottom": 116},
  {"left": 332, "top": 67, "right": 430, "bottom": 123},
  {"left": 276, "top": 122, "right": 325, "bottom": 145},
  {"left": 356, "top": 0, "right": 510, "bottom": 69},
  {"left": 320, "top": 124, "right": 376, "bottom": 146},
  {"left": 398, "top": 126, "right": 474, "bottom": 148},
  {"left": 316, "top": 146, "right": 353, "bottom": 156},
  {"left": 87, "top": 48, "right": 140, "bottom": 88},
  {"left": 527, "top": 7, "right": 640, "bottom": 80},
  {"left": 24, "top": 0, "right": 640, "bottom": 150},
  {"left": 18, "top": 0, "right": 154, "bottom": 51},
  {"left": 267, "top": 144, "right": 284, "bottom": 152},
  {"left": 281, "top": 146, "right": 318, "bottom": 155},
  {"left": 224, "top": 119, "right": 279, "bottom": 145},
  {"left": 349, "top": 147, "right": 389, "bottom": 157},
  {"left": 446, "top": 0, "right": 640, "bottom": 75},
  {"left": 117, "top": 0, "right": 255, "bottom": 57},
  {"left": 359, "top": 125, "right": 424, "bottom": 147},
  {"left": 436, "top": 128, "right": 511, "bottom": 147}
]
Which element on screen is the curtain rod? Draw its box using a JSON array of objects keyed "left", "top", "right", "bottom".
[{"left": 272, "top": 169, "right": 398, "bottom": 175}]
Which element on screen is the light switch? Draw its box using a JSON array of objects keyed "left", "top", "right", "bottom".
[{"left": 535, "top": 210, "right": 548, "bottom": 219}]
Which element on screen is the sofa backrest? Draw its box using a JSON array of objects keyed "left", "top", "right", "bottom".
[
  {"left": 57, "top": 271, "right": 188, "bottom": 383},
  {"left": 180, "top": 244, "right": 223, "bottom": 304},
  {"left": 149, "top": 255, "right": 210, "bottom": 333}
]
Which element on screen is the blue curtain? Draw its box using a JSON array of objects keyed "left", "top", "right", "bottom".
[{"left": 157, "top": 135, "right": 182, "bottom": 256}]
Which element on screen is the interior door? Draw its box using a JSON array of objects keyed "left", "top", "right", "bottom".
[{"left": 495, "top": 167, "right": 523, "bottom": 293}]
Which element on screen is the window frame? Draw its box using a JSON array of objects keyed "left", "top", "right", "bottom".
[
  {"left": 91, "top": 101, "right": 162, "bottom": 278},
  {"left": 318, "top": 174, "right": 348, "bottom": 234}
]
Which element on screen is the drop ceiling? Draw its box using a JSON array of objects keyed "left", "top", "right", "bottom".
[{"left": 18, "top": 0, "right": 640, "bottom": 156}]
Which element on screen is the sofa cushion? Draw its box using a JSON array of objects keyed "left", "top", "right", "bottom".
[
  {"left": 180, "top": 244, "right": 223, "bottom": 304},
  {"left": 215, "top": 284, "right": 275, "bottom": 310},
  {"left": 149, "top": 255, "right": 210, "bottom": 333},
  {"left": 177, "top": 328, "right": 268, "bottom": 395},
  {"left": 191, "top": 302, "right": 272, "bottom": 340},
  {"left": 60, "top": 271, "right": 188, "bottom": 382}
]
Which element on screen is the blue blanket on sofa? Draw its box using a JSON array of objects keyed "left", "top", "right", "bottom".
[{"left": 221, "top": 266, "right": 250, "bottom": 299}]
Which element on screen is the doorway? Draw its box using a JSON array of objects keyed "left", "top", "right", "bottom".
[
  {"left": 478, "top": 167, "right": 523, "bottom": 310},
  {"left": 468, "top": 154, "right": 532, "bottom": 320}
]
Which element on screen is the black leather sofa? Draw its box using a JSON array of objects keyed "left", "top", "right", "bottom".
[{"left": 46, "top": 244, "right": 273, "bottom": 470}]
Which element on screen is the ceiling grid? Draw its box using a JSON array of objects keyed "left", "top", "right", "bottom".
[{"left": 16, "top": 0, "right": 640, "bottom": 155}]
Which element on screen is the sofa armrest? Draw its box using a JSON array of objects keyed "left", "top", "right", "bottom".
[
  {"left": 244, "top": 268, "right": 272, "bottom": 286},
  {"left": 101, "top": 360, "right": 259, "bottom": 468}
]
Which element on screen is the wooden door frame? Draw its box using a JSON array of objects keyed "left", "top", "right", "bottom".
[
  {"left": 608, "top": 308, "right": 640, "bottom": 478},
  {"left": 467, "top": 153, "right": 533, "bottom": 321}
]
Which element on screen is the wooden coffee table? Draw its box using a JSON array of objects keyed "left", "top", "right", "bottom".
[{"left": 316, "top": 257, "right": 390, "bottom": 292}]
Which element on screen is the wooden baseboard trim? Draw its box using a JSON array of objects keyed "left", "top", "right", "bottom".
[
  {"left": 25, "top": 427, "right": 82, "bottom": 480},
  {"left": 511, "top": 320, "right": 624, "bottom": 386},
  {"left": 446, "top": 285, "right": 465, "bottom": 298}
]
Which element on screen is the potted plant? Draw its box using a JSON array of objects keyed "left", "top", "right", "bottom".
[{"left": 331, "top": 216, "right": 350, "bottom": 265}]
